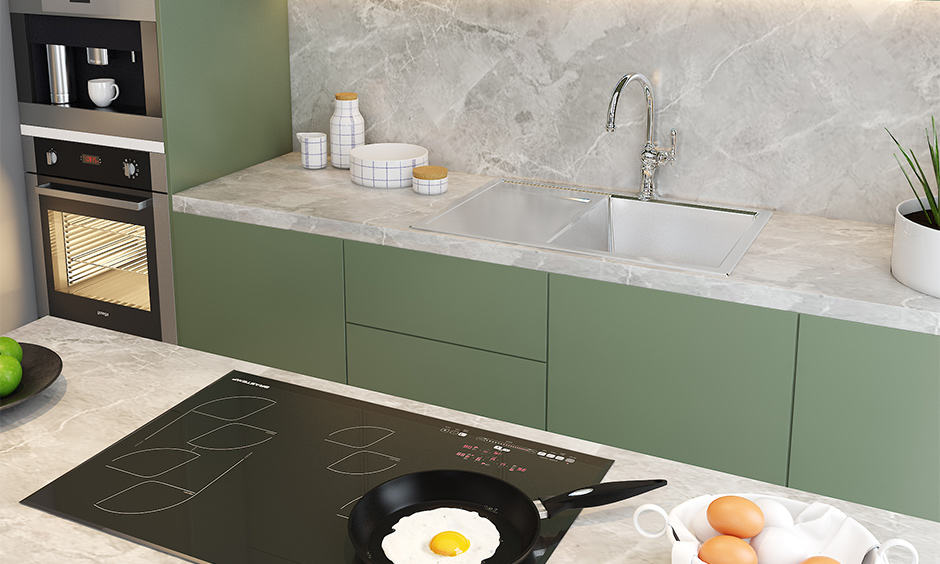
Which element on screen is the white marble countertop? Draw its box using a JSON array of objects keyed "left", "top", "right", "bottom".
[
  {"left": 1, "top": 317, "right": 938, "bottom": 563},
  {"left": 172, "top": 153, "right": 940, "bottom": 336}
]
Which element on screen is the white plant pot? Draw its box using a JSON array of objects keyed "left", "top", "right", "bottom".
[{"left": 891, "top": 197, "right": 940, "bottom": 298}]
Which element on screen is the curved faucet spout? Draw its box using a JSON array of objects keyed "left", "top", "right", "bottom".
[
  {"left": 604, "top": 72, "right": 677, "bottom": 201},
  {"left": 605, "top": 73, "right": 654, "bottom": 146}
]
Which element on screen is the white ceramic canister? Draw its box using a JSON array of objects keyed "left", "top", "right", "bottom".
[
  {"left": 412, "top": 165, "right": 448, "bottom": 195},
  {"left": 891, "top": 197, "right": 940, "bottom": 298},
  {"left": 329, "top": 92, "right": 365, "bottom": 169},
  {"left": 296, "top": 132, "right": 327, "bottom": 169}
]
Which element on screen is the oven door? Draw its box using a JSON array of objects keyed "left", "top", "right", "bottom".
[{"left": 33, "top": 174, "right": 162, "bottom": 340}]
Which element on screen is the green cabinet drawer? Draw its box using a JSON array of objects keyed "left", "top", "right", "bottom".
[
  {"left": 172, "top": 213, "right": 346, "bottom": 382},
  {"left": 547, "top": 274, "right": 798, "bottom": 485},
  {"left": 347, "top": 323, "right": 546, "bottom": 429},
  {"left": 789, "top": 315, "right": 940, "bottom": 520},
  {"left": 344, "top": 242, "right": 547, "bottom": 361}
]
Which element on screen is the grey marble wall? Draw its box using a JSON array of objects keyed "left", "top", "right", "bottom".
[{"left": 289, "top": 0, "right": 940, "bottom": 224}]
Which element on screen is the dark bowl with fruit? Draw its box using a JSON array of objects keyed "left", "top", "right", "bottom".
[{"left": 0, "top": 337, "right": 63, "bottom": 412}]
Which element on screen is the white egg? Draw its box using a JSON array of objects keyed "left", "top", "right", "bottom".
[
  {"left": 750, "top": 526, "right": 811, "bottom": 564},
  {"left": 381, "top": 507, "right": 501, "bottom": 564},
  {"left": 754, "top": 497, "right": 794, "bottom": 529},
  {"left": 687, "top": 507, "right": 720, "bottom": 542}
]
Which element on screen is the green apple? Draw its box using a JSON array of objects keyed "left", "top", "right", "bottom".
[
  {"left": 0, "top": 356, "right": 22, "bottom": 397},
  {"left": 0, "top": 336, "right": 23, "bottom": 363}
]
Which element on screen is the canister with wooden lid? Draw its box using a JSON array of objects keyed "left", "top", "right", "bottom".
[
  {"left": 412, "top": 165, "right": 448, "bottom": 195},
  {"left": 329, "top": 92, "right": 365, "bottom": 169}
]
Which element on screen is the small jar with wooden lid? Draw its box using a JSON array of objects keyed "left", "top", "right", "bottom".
[{"left": 412, "top": 165, "right": 448, "bottom": 195}]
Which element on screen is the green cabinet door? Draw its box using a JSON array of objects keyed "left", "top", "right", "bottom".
[
  {"left": 172, "top": 213, "right": 345, "bottom": 382},
  {"left": 347, "top": 324, "right": 546, "bottom": 429},
  {"left": 158, "top": 0, "right": 292, "bottom": 194},
  {"left": 547, "top": 274, "right": 798, "bottom": 485},
  {"left": 790, "top": 315, "right": 940, "bottom": 520},
  {"left": 344, "top": 242, "right": 547, "bottom": 361}
]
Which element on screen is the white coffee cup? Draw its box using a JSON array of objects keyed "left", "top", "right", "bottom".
[
  {"left": 296, "top": 132, "right": 327, "bottom": 169},
  {"left": 88, "top": 78, "right": 119, "bottom": 108}
]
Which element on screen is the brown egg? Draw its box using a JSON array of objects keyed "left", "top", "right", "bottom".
[
  {"left": 707, "top": 496, "right": 765, "bottom": 538},
  {"left": 698, "top": 535, "right": 758, "bottom": 564},
  {"left": 802, "top": 558, "right": 841, "bottom": 564}
]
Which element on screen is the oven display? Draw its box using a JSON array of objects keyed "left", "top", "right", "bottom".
[{"left": 80, "top": 154, "right": 102, "bottom": 166}]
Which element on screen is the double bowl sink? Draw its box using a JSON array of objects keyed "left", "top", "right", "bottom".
[{"left": 413, "top": 179, "right": 772, "bottom": 275}]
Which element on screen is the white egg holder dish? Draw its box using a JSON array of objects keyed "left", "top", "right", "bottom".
[
  {"left": 349, "top": 143, "right": 429, "bottom": 189},
  {"left": 633, "top": 493, "right": 918, "bottom": 564}
]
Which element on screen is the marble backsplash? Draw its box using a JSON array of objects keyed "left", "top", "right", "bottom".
[{"left": 288, "top": 0, "right": 940, "bottom": 224}]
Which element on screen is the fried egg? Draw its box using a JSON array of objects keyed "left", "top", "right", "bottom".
[{"left": 381, "top": 507, "right": 501, "bottom": 563}]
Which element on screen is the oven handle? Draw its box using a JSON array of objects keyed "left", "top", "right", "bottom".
[{"left": 35, "top": 185, "right": 152, "bottom": 211}]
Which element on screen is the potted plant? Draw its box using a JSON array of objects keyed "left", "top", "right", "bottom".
[{"left": 887, "top": 118, "right": 940, "bottom": 298}]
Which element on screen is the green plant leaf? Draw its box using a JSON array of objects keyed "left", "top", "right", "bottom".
[
  {"left": 887, "top": 125, "right": 939, "bottom": 227},
  {"left": 912, "top": 151, "right": 940, "bottom": 224},
  {"left": 930, "top": 117, "right": 940, "bottom": 224},
  {"left": 888, "top": 129, "right": 929, "bottom": 188},
  {"left": 895, "top": 154, "right": 930, "bottom": 217}
]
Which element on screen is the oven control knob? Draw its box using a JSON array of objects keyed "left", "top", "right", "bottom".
[
  {"left": 46, "top": 150, "right": 57, "bottom": 166},
  {"left": 123, "top": 159, "right": 138, "bottom": 179}
]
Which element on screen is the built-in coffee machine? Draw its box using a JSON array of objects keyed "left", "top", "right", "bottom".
[
  {"left": 10, "top": 0, "right": 175, "bottom": 342},
  {"left": 10, "top": 0, "right": 161, "bottom": 119}
]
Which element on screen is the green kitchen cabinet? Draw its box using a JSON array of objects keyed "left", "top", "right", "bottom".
[
  {"left": 158, "top": 0, "right": 292, "bottom": 195},
  {"left": 347, "top": 324, "right": 547, "bottom": 429},
  {"left": 789, "top": 315, "right": 940, "bottom": 520},
  {"left": 172, "top": 213, "right": 345, "bottom": 382},
  {"left": 344, "top": 242, "right": 548, "bottom": 361},
  {"left": 547, "top": 274, "right": 798, "bottom": 485}
]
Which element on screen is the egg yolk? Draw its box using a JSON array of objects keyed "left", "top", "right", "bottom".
[{"left": 429, "top": 531, "right": 470, "bottom": 557}]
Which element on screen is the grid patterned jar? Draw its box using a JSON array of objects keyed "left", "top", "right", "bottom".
[
  {"left": 329, "top": 92, "right": 365, "bottom": 169},
  {"left": 296, "top": 132, "right": 327, "bottom": 169},
  {"left": 412, "top": 165, "right": 448, "bottom": 195}
]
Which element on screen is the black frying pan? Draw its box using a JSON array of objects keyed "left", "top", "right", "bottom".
[{"left": 348, "top": 469, "right": 666, "bottom": 563}]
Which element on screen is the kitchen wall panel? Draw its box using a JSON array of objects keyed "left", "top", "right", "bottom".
[{"left": 289, "top": 0, "right": 938, "bottom": 224}]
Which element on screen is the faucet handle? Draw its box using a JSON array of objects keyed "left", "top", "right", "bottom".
[{"left": 656, "top": 129, "right": 677, "bottom": 164}]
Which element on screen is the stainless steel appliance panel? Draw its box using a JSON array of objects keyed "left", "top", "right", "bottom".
[{"left": 9, "top": 0, "right": 156, "bottom": 22}]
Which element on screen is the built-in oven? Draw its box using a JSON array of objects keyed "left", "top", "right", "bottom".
[{"left": 23, "top": 135, "right": 176, "bottom": 342}]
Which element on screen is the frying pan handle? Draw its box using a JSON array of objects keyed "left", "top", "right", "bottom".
[{"left": 539, "top": 479, "right": 667, "bottom": 519}]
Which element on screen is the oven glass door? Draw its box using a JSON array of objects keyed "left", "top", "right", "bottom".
[
  {"left": 47, "top": 210, "right": 151, "bottom": 311},
  {"left": 37, "top": 176, "right": 161, "bottom": 339}
]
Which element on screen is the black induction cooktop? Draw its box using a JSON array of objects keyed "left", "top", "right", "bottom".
[{"left": 22, "top": 371, "right": 613, "bottom": 563}]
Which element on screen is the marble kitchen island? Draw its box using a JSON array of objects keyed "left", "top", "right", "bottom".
[{"left": 0, "top": 316, "right": 937, "bottom": 563}]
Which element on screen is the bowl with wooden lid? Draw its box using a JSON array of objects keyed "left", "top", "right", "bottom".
[{"left": 412, "top": 165, "right": 448, "bottom": 195}]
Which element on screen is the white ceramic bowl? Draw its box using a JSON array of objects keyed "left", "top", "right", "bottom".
[
  {"left": 633, "top": 493, "right": 918, "bottom": 564},
  {"left": 349, "top": 143, "right": 429, "bottom": 189}
]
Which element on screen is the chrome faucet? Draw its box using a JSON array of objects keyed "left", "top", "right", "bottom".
[{"left": 606, "top": 73, "right": 677, "bottom": 201}]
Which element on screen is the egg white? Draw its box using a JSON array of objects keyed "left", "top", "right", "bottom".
[{"left": 381, "top": 507, "right": 501, "bottom": 564}]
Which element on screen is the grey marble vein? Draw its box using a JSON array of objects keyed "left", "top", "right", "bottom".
[
  {"left": 1, "top": 317, "right": 938, "bottom": 563},
  {"left": 287, "top": 0, "right": 940, "bottom": 226},
  {"left": 172, "top": 153, "right": 940, "bottom": 336}
]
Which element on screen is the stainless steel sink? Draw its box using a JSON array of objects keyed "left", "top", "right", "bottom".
[{"left": 413, "top": 179, "right": 772, "bottom": 275}]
